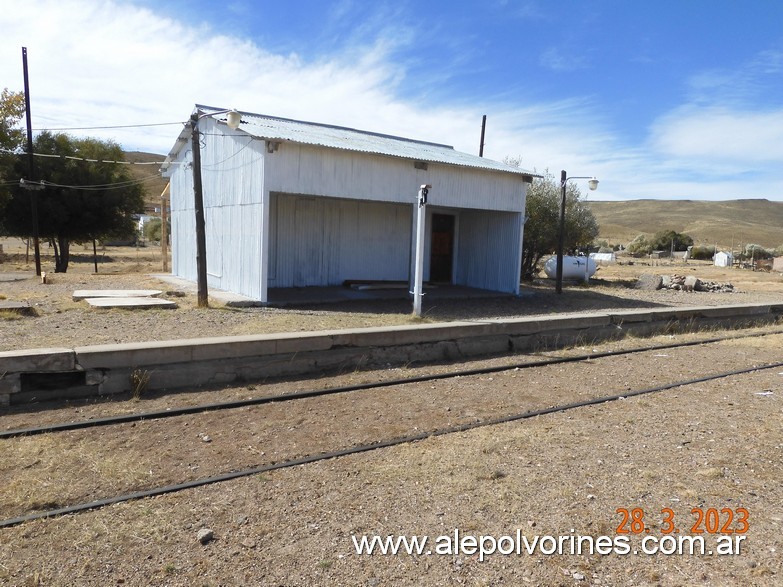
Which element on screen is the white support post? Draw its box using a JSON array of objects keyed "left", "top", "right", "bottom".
[
  {"left": 412, "top": 184, "right": 431, "bottom": 317},
  {"left": 259, "top": 188, "right": 270, "bottom": 304}
]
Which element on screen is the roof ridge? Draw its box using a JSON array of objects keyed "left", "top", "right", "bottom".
[{"left": 195, "top": 104, "right": 455, "bottom": 150}]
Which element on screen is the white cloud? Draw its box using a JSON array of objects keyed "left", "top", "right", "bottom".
[
  {"left": 649, "top": 106, "right": 783, "bottom": 167},
  {"left": 0, "top": 0, "right": 605, "bottom": 161},
  {"left": 1, "top": 0, "right": 782, "bottom": 202}
]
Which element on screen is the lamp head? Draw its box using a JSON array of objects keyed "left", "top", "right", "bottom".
[
  {"left": 225, "top": 110, "right": 242, "bottom": 130},
  {"left": 588, "top": 178, "right": 599, "bottom": 191}
]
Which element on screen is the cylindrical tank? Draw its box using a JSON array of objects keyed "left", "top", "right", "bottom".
[{"left": 543, "top": 255, "right": 597, "bottom": 280}]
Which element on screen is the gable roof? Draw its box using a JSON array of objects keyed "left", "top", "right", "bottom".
[{"left": 162, "top": 105, "right": 537, "bottom": 180}]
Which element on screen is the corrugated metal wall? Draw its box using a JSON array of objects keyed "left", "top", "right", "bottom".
[
  {"left": 270, "top": 193, "right": 411, "bottom": 287},
  {"left": 169, "top": 146, "right": 195, "bottom": 282},
  {"left": 169, "top": 119, "right": 268, "bottom": 300},
  {"left": 267, "top": 143, "right": 526, "bottom": 213},
  {"left": 456, "top": 210, "right": 522, "bottom": 293}
]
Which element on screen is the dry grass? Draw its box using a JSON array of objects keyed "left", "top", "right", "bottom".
[
  {"left": 0, "top": 310, "right": 25, "bottom": 321},
  {"left": 589, "top": 199, "right": 783, "bottom": 249}
]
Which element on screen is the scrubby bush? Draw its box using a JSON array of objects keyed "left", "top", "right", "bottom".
[
  {"left": 690, "top": 245, "right": 716, "bottom": 260},
  {"left": 143, "top": 218, "right": 170, "bottom": 244},
  {"left": 626, "top": 234, "right": 651, "bottom": 256},
  {"left": 740, "top": 243, "right": 772, "bottom": 260},
  {"left": 648, "top": 230, "right": 693, "bottom": 252}
]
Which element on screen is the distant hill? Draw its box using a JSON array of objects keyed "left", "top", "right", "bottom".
[
  {"left": 124, "top": 151, "right": 168, "bottom": 212},
  {"left": 587, "top": 199, "right": 783, "bottom": 250}
]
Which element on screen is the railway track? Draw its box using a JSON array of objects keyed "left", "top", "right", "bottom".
[
  {"left": 2, "top": 328, "right": 782, "bottom": 529},
  {"left": 3, "top": 328, "right": 783, "bottom": 440}
]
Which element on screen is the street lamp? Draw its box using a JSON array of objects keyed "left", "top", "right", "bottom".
[
  {"left": 412, "top": 184, "right": 431, "bottom": 317},
  {"left": 555, "top": 170, "right": 599, "bottom": 294},
  {"left": 190, "top": 108, "right": 241, "bottom": 308}
]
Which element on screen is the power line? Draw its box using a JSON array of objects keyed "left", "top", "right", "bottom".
[
  {"left": 28, "top": 121, "right": 186, "bottom": 131},
  {"left": 37, "top": 174, "right": 162, "bottom": 191},
  {"left": 0, "top": 146, "right": 170, "bottom": 166}
]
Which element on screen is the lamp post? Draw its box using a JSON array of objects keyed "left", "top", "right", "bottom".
[
  {"left": 556, "top": 170, "right": 598, "bottom": 294},
  {"left": 412, "top": 184, "right": 431, "bottom": 317},
  {"left": 189, "top": 108, "right": 241, "bottom": 308}
]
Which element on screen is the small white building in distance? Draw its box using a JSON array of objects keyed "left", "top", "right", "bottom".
[
  {"left": 161, "top": 106, "right": 536, "bottom": 304},
  {"left": 714, "top": 251, "right": 733, "bottom": 267}
]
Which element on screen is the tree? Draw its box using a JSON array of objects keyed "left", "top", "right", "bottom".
[
  {"left": 1, "top": 131, "right": 144, "bottom": 272},
  {"left": 626, "top": 234, "right": 651, "bottom": 256},
  {"left": 647, "top": 229, "right": 693, "bottom": 252},
  {"left": 690, "top": 245, "right": 716, "bottom": 260},
  {"left": 143, "top": 217, "right": 170, "bottom": 243},
  {"left": 505, "top": 161, "right": 599, "bottom": 280},
  {"left": 740, "top": 243, "right": 772, "bottom": 261},
  {"left": 0, "top": 88, "right": 26, "bottom": 225}
]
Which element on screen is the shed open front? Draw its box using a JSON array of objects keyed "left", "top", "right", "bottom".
[{"left": 268, "top": 193, "right": 412, "bottom": 288}]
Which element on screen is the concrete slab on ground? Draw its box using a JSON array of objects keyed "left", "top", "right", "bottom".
[
  {"left": 0, "top": 272, "right": 34, "bottom": 283},
  {"left": 73, "top": 289, "right": 162, "bottom": 301},
  {"left": 84, "top": 297, "right": 177, "bottom": 309},
  {"left": 0, "top": 300, "right": 35, "bottom": 316},
  {"left": 150, "top": 274, "right": 514, "bottom": 307},
  {"left": 149, "top": 274, "right": 259, "bottom": 307}
]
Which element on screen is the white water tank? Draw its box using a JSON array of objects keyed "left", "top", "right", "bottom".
[{"left": 543, "top": 255, "right": 597, "bottom": 280}]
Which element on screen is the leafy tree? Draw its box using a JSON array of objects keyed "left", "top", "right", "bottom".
[
  {"left": 626, "top": 234, "right": 651, "bottom": 256},
  {"left": 1, "top": 131, "right": 144, "bottom": 272},
  {"left": 740, "top": 243, "right": 772, "bottom": 261},
  {"left": 690, "top": 245, "right": 716, "bottom": 260},
  {"left": 505, "top": 161, "right": 599, "bottom": 280},
  {"left": 0, "top": 88, "right": 26, "bottom": 225},
  {"left": 626, "top": 230, "right": 693, "bottom": 257},
  {"left": 648, "top": 229, "right": 693, "bottom": 252},
  {"left": 0, "top": 88, "right": 24, "bottom": 149},
  {"left": 143, "top": 217, "right": 170, "bottom": 243}
]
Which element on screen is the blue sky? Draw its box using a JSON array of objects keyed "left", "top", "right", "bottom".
[{"left": 1, "top": 0, "right": 783, "bottom": 201}]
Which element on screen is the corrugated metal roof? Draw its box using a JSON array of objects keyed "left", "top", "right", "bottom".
[{"left": 163, "top": 105, "right": 537, "bottom": 178}]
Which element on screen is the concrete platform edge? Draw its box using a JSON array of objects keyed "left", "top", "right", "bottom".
[{"left": 1, "top": 303, "right": 781, "bottom": 405}]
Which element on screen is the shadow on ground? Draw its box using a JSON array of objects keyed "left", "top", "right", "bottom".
[{"left": 257, "top": 280, "right": 667, "bottom": 320}]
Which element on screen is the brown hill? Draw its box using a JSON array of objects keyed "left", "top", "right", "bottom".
[
  {"left": 587, "top": 199, "right": 783, "bottom": 250},
  {"left": 124, "top": 151, "right": 168, "bottom": 212}
]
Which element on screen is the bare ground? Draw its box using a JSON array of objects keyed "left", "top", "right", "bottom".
[
  {"left": 1, "top": 240, "right": 783, "bottom": 586},
  {"left": 1, "top": 239, "right": 782, "bottom": 352},
  {"left": 1, "top": 333, "right": 782, "bottom": 586}
]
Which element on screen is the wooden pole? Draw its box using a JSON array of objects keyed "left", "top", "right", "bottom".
[
  {"left": 190, "top": 113, "right": 209, "bottom": 307},
  {"left": 479, "top": 115, "right": 486, "bottom": 157},
  {"left": 22, "top": 47, "right": 41, "bottom": 276}
]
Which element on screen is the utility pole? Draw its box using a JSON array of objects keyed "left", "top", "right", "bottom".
[
  {"left": 190, "top": 113, "right": 209, "bottom": 308},
  {"left": 22, "top": 47, "right": 41, "bottom": 276},
  {"left": 479, "top": 115, "right": 486, "bottom": 157}
]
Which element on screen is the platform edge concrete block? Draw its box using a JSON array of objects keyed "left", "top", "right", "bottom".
[
  {"left": 0, "top": 348, "right": 75, "bottom": 372},
  {"left": 0, "top": 372, "right": 21, "bottom": 394}
]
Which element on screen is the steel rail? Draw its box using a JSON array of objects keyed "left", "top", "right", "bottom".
[
  {"left": 2, "top": 358, "right": 782, "bottom": 529},
  {"left": 2, "top": 328, "right": 782, "bottom": 440}
]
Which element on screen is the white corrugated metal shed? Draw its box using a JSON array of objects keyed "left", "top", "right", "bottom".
[
  {"left": 164, "top": 105, "right": 534, "bottom": 303},
  {"left": 163, "top": 105, "right": 536, "bottom": 179}
]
